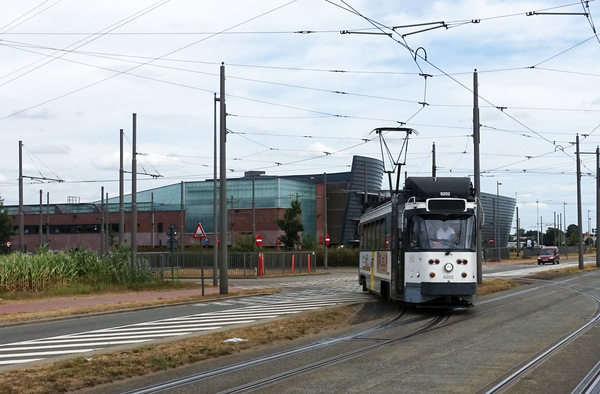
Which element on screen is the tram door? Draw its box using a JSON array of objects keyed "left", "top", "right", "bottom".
[{"left": 391, "top": 196, "right": 404, "bottom": 298}]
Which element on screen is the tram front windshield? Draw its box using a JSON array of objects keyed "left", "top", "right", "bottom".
[{"left": 408, "top": 214, "right": 476, "bottom": 251}]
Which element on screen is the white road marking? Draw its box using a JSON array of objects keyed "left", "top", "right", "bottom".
[{"left": 0, "top": 287, "right": 374, "bottom": 367}]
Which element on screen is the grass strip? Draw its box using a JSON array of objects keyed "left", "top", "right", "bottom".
[
  {"left": 0, "top": 305, "right": 359, "bottom": 394},
  {"left": 478, "top": 279, "right": 520, "bottom": 296}
]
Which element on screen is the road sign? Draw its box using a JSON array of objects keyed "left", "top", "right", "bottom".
[
  {"left": 325, "top": 234, "right": 330, "bottom": 246},
  {"left": 5, "top": 241, "right": 11, "bottom": 248},
  {"left": 166, "top": 224, "right": 178, "bottom": 238},
  {"left": 256, "top": 234, "right": 263, "bottom": 247},
  {"left": 166, "top": 238, "right": 178, "bottom": 250},
  {"left": 205, "top": 237, "right": 209, "bottom": 245},
  {"left": 193, "top": 223, "right": 206, "bottom": 239},
  {"left": 489, "top": 238, "right": 494, "bottom": 244}
]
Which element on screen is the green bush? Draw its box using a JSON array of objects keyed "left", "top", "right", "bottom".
[{"left": 314, "top": 247, "right": 359, "bottom": 267}]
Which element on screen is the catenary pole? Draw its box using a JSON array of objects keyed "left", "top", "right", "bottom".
[
  {"left": 219, "top": 63, "right": 228, "bottom": 294},
  {"left": 597, "top": 146, "right": 600, "bottom": 267},
  {"left": 39, "top": 190, "right": 43, "bottom": 248},
  {"left": 432, "top": 142, "right": 436, "bottom": 177},
  {"left": 213, "top": 93, "right": 219, "bottom": 286},
  {"left": 324, "top": 172, "right": 328, "bottom": 270},
  {"left": 473, "top": 70, "right": 482, "bottom": 284},
  {"left": 131, "top": 114, "right": 137, "bottom": 269},
  {"left": 119, "top": 129, "right": 124, "bottom": 245},
  {"left": 181, "top": 181, "right": 185, "bottom": 253},
  {"left": 18, "top": 141, "right": 24, "bottom": 252},
  {"left": 576, "top": 134, "right": 584, "bottom": 269},
  {"left": 101, "top": 186, "right": 105, "bottom": 255}
]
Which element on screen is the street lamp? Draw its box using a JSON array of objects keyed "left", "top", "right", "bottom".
[{"left": 497, "top": 182, "right": 502, "bottom": 262}]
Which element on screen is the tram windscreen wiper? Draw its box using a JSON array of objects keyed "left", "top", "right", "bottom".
[{"left": 444, "top": 237, "right": 458, "bottom": 255}]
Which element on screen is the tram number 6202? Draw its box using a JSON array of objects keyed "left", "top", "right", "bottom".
[{"left": 443, "top": 275, "right": 454, "bottom": 279}]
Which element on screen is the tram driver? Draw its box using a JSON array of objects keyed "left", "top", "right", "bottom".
[{"left": 436, "top": 221, "right": 456, "bottom": 240}]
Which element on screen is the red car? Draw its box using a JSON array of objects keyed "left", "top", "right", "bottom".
[{"left": 538, "top": 246, "right": 560, "bottom": 265}]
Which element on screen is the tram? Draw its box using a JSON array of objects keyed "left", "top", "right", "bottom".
[{"left": 358, "top": 177, "right": 478, "bottom": 306}]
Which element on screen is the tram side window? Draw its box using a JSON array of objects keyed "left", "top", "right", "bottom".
[{"left": 385, "top": 215, "right": 391, "bottom": 250}]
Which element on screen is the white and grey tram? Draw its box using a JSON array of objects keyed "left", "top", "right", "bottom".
[{"left": 358, "top": 177, "right": 478, "bottom": 306}]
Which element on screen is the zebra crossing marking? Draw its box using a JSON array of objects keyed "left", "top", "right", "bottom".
[{"left": 0, "top": 291, "right": 374, "bottom": 367}]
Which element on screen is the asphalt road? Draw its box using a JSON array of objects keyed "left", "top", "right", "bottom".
[
  {"left": 79, "top": 268, "right": 600, "bottom": 394},
  {"left": 0, "top": 269, "right": 368, "bottom": 369},
  {"left": 4, "top": 263, "right": 600, "bottom": 393}
]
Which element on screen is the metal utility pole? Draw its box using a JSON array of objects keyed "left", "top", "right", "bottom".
[
  {"left": 493, "top": 198, "right": 497, "bottom": 261},
  {"left": 18, "top": 141, "right": 24, "bottom": 252},
  {"left": 101, "top": 186, "right": 105, "bottom": 255},
  {"left": 219, "top": 63, "right": 228, "bottom": 294},
  {"left": 324, "top": 172, "right": 328, "bottom": 270},
  {"left": 151, "top": 193, "right": 155, "bottom": 248},
  {"left": 473, "top": 70, "right": 482, "bottom": 284},
  {"left": 516, "top": 207, "right": 520, "bottom": 257},
  {"left": 39, "top": 190, "right": 43, "bottom": 248},
  {"left": 181, "top": 181, "right": 185, "bottom": 252},
  {"left": 536, "top": 200, "right": 540, "bottom": 246},
  {"left": 105, "top": 192, "right": 109, "bottom": 253},
  {"left": 554, "top": 212, "right": 557, "bottom": 246},
  {"left": 119, "top": 129, "right": 124, "bottom": 245},
  {"left": 213, "top": 93, "right": 219, "bottom": 286},
  {"left": 496, "top": 182, "right": 501, "bottom": 262},
  {"left": 564, "top": 202, "right": 567, "bottom": 246},
  {"left": 252, "top": 178, "right": 256, "bottom": 247},
  {"left": 597, "top": 146, "right": 600, "bottom": 267},
  {"left": 364, "top": 163, "right": 368, "bottom": 205},
  {"left": 559, "top": 213, "right": 562, "bottom": 247},
  {"left": 576, "top": 134, "right": 584, "bottom": 269},
  {"left": 46, "top": 192, "right": 49, "bottom": 245},
  {"left": 432, "top": 142, "right": 436, "bottom": 177},
  {"left": 131, "top": 113, "right": 138, "bottom": 269}
]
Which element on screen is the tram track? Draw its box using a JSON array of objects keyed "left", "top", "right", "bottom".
[
  {"left": 120, "top": 305, "right": 461, "bottom": 394},
  {"left": 120, "top": 273, "right": 600, "bottom": 394},
  {"left": 478, "top": 276, "right": 600, "bottom": 394}
]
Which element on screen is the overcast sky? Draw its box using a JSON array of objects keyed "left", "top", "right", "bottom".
[{"left": 1, "top": 0, "right": 600, "bottom": 234}]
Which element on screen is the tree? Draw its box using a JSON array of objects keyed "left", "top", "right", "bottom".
[
  {"left": 543, "top": 227, "right": 562, "bottom": 246},
  {"left": 301, "top": 232, "right": 319, "bottom": 250},
  {"left": 567, "top": 224, "right": 578, "bottom": 246},
  {"left": 0, "top": 194, "right": 14, "bottom": 251},
  {"left": 275, "top": 200, "right": 304, "bottom": 249}
]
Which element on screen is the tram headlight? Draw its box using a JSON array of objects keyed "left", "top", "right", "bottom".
[
  {"left": 461, "top": 272, "right": 467, "bottom": 278},
  {"left": 429, "top": 272, "right": 435, "bottom": 278},
  {"left": 444, "top": 263, "right": 453, "bottom": 272}
]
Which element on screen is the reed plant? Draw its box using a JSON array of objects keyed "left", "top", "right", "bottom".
[{"left": 0, "top": 245, "right": 152, "bottom": 293}]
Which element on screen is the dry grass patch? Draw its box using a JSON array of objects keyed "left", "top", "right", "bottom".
[
  {"left": 530, "top": 262, "right": 600, "bottom": 280},
  {"left": 0, "top": 305, "right": 359, "bottom": 394},
  {"left": 0, "top": 288, "right": 278, "bottom": 324},
  {"left": 478, "top": 279, "right": 521, "bottom": 296}
]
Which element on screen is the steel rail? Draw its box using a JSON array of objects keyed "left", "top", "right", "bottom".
[
  {"left": 120, "top": 307, "right": 416, "bottom": 394},
  {"left": 483, "top": 287, "right": 600, "bottom": 394},
  {"left": 124, "top": 273, "right": 600, "bottom": 394},
  {"left": 216, "top": 314, "right": 450, "bottom": 394}
]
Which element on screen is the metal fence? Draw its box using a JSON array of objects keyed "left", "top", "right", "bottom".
[{"left": 138, "top": 251, "right": 318, "bottom": 279}]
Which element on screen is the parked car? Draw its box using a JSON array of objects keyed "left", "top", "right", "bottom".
[{"left": 538, "top": 246, "right": 560, "bottom": 265}]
